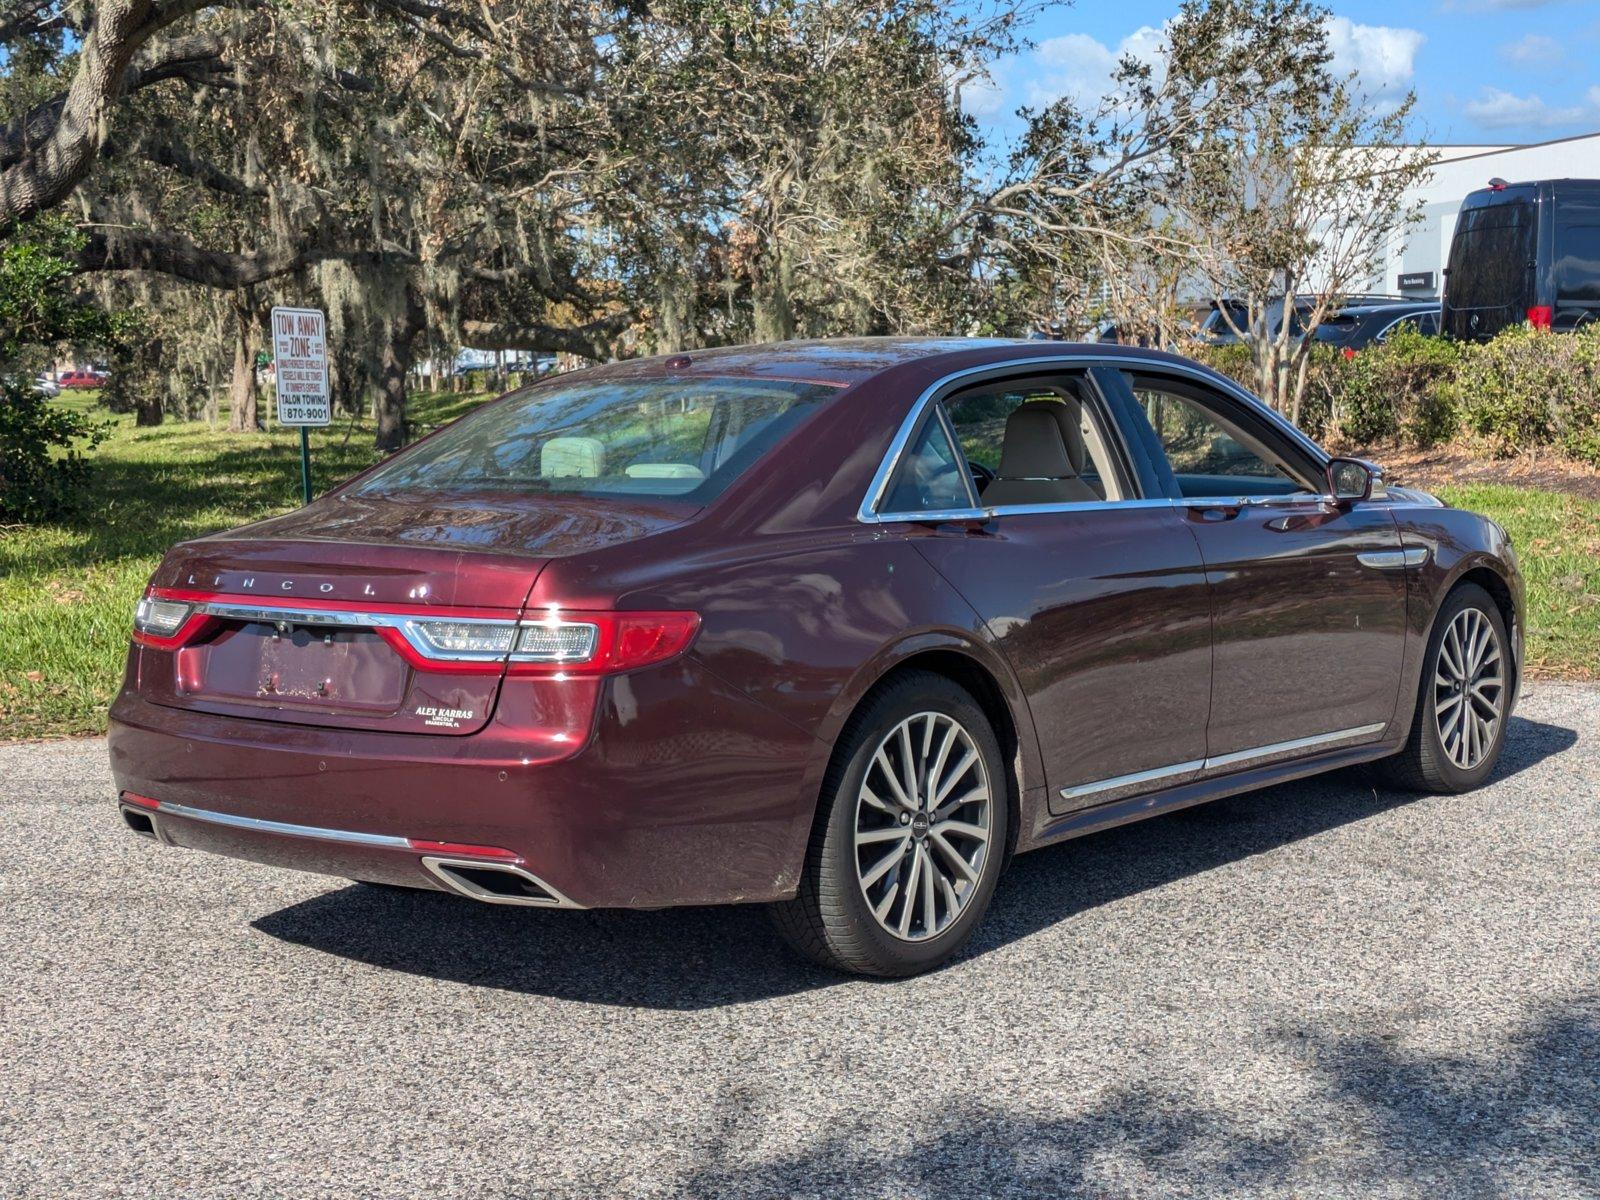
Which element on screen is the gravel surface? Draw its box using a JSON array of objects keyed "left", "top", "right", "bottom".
[{"left": 1, "top": 682, "right": 1596, "bottom": 1199}]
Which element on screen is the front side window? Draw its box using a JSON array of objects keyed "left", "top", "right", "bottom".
[
  {"left": 354, "top": 376, "right": 837, "bottom": 503},
  {"left": 1127, "top": 378, "right": 1317, "bottom": 499}
]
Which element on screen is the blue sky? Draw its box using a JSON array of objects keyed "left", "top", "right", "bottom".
[{"left": 967, "top": 0, "right": 1600, "bottom": 147}]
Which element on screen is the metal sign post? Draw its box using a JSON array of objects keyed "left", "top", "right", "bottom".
[{"left": 270, "top": 306, "right": 331, "bottom": 505}]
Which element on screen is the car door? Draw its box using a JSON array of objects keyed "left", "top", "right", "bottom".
[
  {"left": 1113, "top": 368, "right": 1408, "bottom": 766},
  {"left": 879, "top": 367, "right": 1216, "bottom": 815}
]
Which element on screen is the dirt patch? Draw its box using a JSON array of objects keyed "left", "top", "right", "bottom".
[{"left": 1358, "top": 442, "right": 1600, "bottom": 500}]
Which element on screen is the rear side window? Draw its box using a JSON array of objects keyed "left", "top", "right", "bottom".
[
  {"left": 881, "top": 411, "right": 974, "bottom": 513},
  {"left": 1555, "top": 224, "right": 1600, "bottom": 303},
  {"left": 1447, "top": 202, "right": 1535, "bottom": 308},
  {"left": 354, "top": 376, "right": 836, "bottom": 502}
]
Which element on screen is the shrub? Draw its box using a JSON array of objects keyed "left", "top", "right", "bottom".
[
  {"left": 0, "top": 377, "right": 108, "bottom": 521},
  {"left": 1331, "top": 326, "right": 1460, "bottom": 448}
]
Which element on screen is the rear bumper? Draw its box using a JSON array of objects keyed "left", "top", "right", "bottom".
[{"left": 108, "top": 658, "right": 823, "bottom": 909}]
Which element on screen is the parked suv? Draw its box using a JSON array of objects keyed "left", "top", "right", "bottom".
[
  {"left": 1312, "top": 300, "right": 1441, "bottom": 353},
  {"left": 1443, "top": 178, "right": 1600, "bottom": 340}
]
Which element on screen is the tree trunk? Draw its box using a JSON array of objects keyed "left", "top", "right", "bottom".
[
  {"left": 374, "top": 292, "right": 422, "bottom": 452},
  {"left": 227, "top": 296, "right": 259, "bottom": 432}
]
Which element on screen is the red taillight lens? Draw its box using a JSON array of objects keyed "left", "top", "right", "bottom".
[
  {"left": 120, "top": 791, "right": 161, "bottom": 810},
  {"left": 1528, "top": 306, "right": 1554, "bottom": 330},
  {"left": 406, "top": 838, "right": 519, "bottom": 859},
  {"left": 507, "top": 610, "right": 700, "bottom": 676}
]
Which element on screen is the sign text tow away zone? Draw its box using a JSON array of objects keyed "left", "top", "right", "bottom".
[{"left": 270, "top": 306, "right": 330, "bottom": 427}]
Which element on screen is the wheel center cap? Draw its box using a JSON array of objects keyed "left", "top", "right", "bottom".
[{"left": 911, "top": 812, "right": 930, "bottom": 840}]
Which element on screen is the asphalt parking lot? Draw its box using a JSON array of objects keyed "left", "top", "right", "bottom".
[{"left": 1, "top": 683, "right": 1596, "bottom": 1200}]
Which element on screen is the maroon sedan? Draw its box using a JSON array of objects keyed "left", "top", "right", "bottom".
[{"left": 111, "top": 339, "right": 1523, "bottom": 976}]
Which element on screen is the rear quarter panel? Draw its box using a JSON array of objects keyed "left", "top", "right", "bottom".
[{"left": 533, "top": 526, "right": 1045, "bottom": 867}]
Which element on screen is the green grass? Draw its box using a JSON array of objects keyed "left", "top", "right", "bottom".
[
  {"left": 0, "top": 390, "right": 491, "bottom": 739},
  {"left": 1435, "top": 483, "right": 1600, "bottom": 680},
  {"left": 2, "top": 401, "right": 1597, "bottom": 739}
]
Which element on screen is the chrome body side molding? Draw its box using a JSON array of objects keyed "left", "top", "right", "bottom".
[{"left": 1059, "top": 723, "right": 1388, "bottom": 803}]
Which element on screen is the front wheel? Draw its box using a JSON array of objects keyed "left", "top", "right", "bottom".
[
  {"left": 1379, "top": 582, "right": 1511, "bottom": 793},
  {"left": 770, "top": 671, "right": 1009, "bottom": 977}
]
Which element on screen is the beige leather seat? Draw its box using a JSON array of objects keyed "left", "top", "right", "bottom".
[{"left": 981, "top": 401, "right": 1101, "bottom": 506}]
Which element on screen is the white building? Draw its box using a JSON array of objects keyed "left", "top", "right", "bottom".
[{"left": 1369, "top": 131, "right": 1600, "bottom": 298}]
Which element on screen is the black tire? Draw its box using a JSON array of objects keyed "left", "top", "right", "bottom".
[
  {"left": 1377, "top": 582, "right": 1511, "bottom": 794},
  {"left": 770, "top": 670, "right": 1010, "bottom": 977}
]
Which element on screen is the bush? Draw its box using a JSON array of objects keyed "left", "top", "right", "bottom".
[
  {"left": 0, "top": 378, "right": 108, "bottom": 521},
  {"left": 1331, "top": 326, "right": 1460, "bottom": 448},
  {"left": 1452, "top": 326, "right": 1600, "bottom": 463}
]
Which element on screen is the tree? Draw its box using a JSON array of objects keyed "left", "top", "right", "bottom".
[
  {"left": 1156, "top": 0, "right": 1435, "bottom": 418},
  {"left": 0, "top": 216, "right": 110, "bottom": 519}
]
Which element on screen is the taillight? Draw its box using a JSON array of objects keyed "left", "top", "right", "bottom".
[
  {"left": 132, "top": 595, "right": 204, "bottom": 648},
  {"left": 1528, "top": 306, "right": 1554, "bottom": 330},
  {"left": 134, "top": 587, "right": 698, "bottom": 677},
  {"left": 507, "top": 610, "right": 700, "bottom": 676}
]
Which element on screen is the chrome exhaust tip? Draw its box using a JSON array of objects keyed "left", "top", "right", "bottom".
[{"left": 420, "top": 857, "right": 583, "bottom": 909}]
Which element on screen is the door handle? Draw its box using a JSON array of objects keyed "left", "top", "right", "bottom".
[{"left": 1185, "top": 502, "right": 1244, "bottom": 522}]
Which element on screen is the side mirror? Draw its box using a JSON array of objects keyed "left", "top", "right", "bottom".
[{"left": 1326, "top": 457, "right": 1378, "bottom": 504}]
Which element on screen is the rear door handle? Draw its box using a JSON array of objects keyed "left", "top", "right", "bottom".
[{"left": 1186, "top": 502, "right": 1244, "bottom": 522}]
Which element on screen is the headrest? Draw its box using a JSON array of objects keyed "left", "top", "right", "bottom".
[{"left": 997, "top": 402, "right": 1080, "bottom": 480}]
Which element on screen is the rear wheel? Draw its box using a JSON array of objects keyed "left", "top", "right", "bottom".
[
  {"left": 1379, "top": 582, "right": 1510, "bottom": 793},
  {"left": 770, "top": 671, "right": 1009, "bottom": 977}
]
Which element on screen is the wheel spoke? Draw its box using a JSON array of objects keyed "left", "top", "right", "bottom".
[
  {"left": 873, "top": 747, "right": 916, "bottom": 811},
  {"left": 930, "top": 831, "right": 980, "bottom": 884},
  {"left": 932, "top": 818, "right": 989, "bottom": 843},
  {"left": 925, "top": 722, "right": 960, "bottom": 807},
  {"left": 919, "top": 845, "right": 937, "bottom": 934},
  {"left": 860, "top": 840, "right": 908, "bottom": 888},
  {"left": 897, "top": 847, "right": 922, "bottom": 937},
  {"left": 930, "top": 748, "right": 977, "bottom": 809},
  {"left": 873, "top": 880, "right": 900, "bottom": 923},
  {"left": 932, "top": 785, "right": 988, "bottom": 822},
  {"left": 896, "top": 722, "right": 919, "bottom": 809},
  {"left": 858, "top": 825, "right": 911, "bottom": 845}
]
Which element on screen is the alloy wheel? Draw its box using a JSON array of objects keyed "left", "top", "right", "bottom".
[
  {"left": 853, "top": 711, "right": 993, "bottom": 942},
  {"left": 1434, "top": 607, "right": 1505, "bottom": 771}
]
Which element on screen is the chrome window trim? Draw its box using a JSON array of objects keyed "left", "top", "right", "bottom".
[
  {"left": 858, "top": 352, "right": 1330, "bottom": 524},
  {"left": 1058, "top": 722, "right": 1388, "bottom": 803}
]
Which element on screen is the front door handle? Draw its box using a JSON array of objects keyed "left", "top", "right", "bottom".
[{"left": 1186, "top": 502, "right": 1244, "bottom": 522}]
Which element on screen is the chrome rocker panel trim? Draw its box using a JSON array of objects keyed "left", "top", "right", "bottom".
[{"left": 1059, "top": 723, "right": 1388, "bottom": 804}]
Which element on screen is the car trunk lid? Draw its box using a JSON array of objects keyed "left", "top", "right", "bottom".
[{"left": 136, "top": 493, "right": 693, "bottom": 735}]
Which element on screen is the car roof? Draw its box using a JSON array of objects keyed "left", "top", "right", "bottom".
[
  {"left": 572, "top": 337, "right": 1209, "bottom": 388},
  {"left": 1333, "top": 300, "right": 1439, "bottom": 316}
]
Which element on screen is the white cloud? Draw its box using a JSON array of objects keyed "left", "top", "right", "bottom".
[
  {"left": 1499, "top": 33, "right": 1563, "bottom": 67},
  {"left": 1024, "top": 26, "right": 1164, "bottom": 110},
  {"left": 1014, "top": 17, "right": 1420, "bottom": 114},
  {"left": 958, "top": 71, "right": 1008, "bottom": 119},
  {"left": 1462, "top": 85, "right": 1600, "bottom": 130},
  {"left": 1324, "top": 17, "right": 1425, "bottom": 104}
]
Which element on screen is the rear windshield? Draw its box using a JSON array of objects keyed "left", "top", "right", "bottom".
[
  {"left": 1447, "top": 201, "right": 1534, "bottom": 308},
  {"left": 354, "top": 375, "right": 837, "bottom": 502}
]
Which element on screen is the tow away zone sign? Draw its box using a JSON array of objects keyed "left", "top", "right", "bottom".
[{"left": 270, "top": 306, "right": 330, "bottom": 427}]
